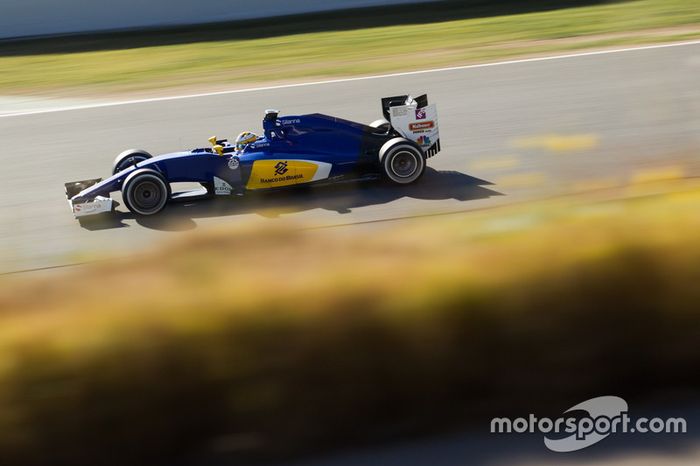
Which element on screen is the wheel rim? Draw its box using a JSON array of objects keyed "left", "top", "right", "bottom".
[
  {"left": 133, "top": 180, "right": 162, "bottom": 212},
  {"left": 391, "top": 151, "right": 418, "bottom": 178}
]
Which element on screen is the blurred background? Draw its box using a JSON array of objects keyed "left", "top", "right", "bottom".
[{"left": 0, "top": 1, "right": 699, "bottom": 465}]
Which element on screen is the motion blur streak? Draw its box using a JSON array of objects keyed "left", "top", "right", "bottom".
[
  {"left": 0, "top": 39, "right": 699, "bottom": 119},
  {"left": 0, "top": 179, "right": 699, "bottom": 465}
]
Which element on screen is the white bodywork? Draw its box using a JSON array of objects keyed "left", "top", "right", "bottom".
[
  {"left": 387, "top": 97, "right": 440, "bottom": 153},
  {"left": 214, "top": 176, "right": 233, "bottom": 195},
  {"left": 70, "top": 196, "right": 113, "bottom": 218},
  {"left": 308, "top": 160, "right": 333, "bottom": 182}
]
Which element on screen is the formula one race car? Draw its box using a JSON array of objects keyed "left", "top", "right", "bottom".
[{"left": 65, "top": 94, "right": 441, "bottom": 218}]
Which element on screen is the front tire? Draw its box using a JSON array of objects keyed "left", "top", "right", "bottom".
[
  {"left": 122, "top": 169, "right": 170, "bottom": 216},
  {"left": 380, "top": 139, "right": 425, "bottom": 184},
  {"left": 113, "top": 149, "right": 153, "bottom": 175}
]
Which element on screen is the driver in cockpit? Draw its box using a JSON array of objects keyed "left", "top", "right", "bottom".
[
  {"left": 227, "top": 110, "right": 280, "bottom": 155},
  {"left": 234, "top": 131, "right": 259, "bottom": 153}
]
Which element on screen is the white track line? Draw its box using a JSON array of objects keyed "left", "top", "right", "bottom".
[{"left": 2, "top": 39, "right": 700, "bottom": 119}]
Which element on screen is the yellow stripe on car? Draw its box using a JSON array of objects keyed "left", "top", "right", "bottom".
[{"left": 246, "top": 160, "right": 320, "bottom": 190}]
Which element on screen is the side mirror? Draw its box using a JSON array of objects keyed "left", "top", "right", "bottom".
[{"left": 208, "top": 136, "right": 224, "bottom": 156}]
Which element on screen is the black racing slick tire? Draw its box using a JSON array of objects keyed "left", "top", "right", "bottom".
[
  {"left": 113, "top": 149, "right": 153, "bottom": 175},
  {"left": 122, "top": 168, "right": 170, "bottom": 216},
  {"left": 379, "top": 138, "right": 426, "bottom": 185}
]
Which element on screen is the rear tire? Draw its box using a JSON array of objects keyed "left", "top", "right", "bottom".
[
  {"left": 113, "top": 149, "right": 153, "bottom": 175},
  {"left": 380, "top": 139, "right": 425, "bottom": 184},
  {"left": 122, "top": 169, "right": 169, "bottom": 216}
]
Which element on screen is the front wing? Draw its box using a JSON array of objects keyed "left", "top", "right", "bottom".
[{"left": 65, "top": 178, "right": 114, "bottom": 218}]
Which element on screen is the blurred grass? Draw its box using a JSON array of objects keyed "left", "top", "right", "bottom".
[
  {"left": 0, "top": 0, "right": 699, "bottom": 95},
  {"left": 0, "top": 179, "right": 700, "bottom": 465}
]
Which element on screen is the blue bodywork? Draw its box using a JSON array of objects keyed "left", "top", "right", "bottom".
[{"left": 71, "top": 113, "right": 390, "bottom": 204}]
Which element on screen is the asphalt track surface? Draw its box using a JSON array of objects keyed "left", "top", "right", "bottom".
[{"left": 1, "top": 42, "right": 699, "bottom": 273}]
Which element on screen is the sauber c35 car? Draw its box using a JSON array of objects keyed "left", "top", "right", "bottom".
[{"left": 65, "top": 94, "right": 441, "bottom": 218}]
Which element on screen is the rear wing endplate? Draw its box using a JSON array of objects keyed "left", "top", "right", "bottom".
[{"left": 383, "top": 94, "right": 441, "bottom": 157}]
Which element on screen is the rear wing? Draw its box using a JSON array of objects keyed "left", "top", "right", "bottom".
[{"left": 382, "top": 94, "right": 441, "bottom": 157}]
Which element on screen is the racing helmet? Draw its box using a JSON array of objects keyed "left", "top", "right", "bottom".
[{"left": 235, "top": 131, "right": 258, "bottom": 151}]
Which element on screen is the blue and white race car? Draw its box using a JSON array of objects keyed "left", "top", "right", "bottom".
[{"left": 65, "top": 94, "right": 441, "bottom": 218}]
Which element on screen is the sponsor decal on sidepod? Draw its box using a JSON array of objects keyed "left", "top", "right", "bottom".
[{"left": 246, "top": 160, "right": 321, "bottom": 189}]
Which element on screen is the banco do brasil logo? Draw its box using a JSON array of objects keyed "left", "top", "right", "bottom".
[{"left": 275, "top": 161, "right": 289, "bottom": 176}]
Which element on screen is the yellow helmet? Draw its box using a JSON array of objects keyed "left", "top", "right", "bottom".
[{"left": 235, "top": 131, "right": 258, "bottom": 151}]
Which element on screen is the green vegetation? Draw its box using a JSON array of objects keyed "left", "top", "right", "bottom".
[
  {"left": 1, "top": 0, "right": 699, "bottom": 95},
  {"left": 0, "top": 179, "right": 699, "bottom": 465}
]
